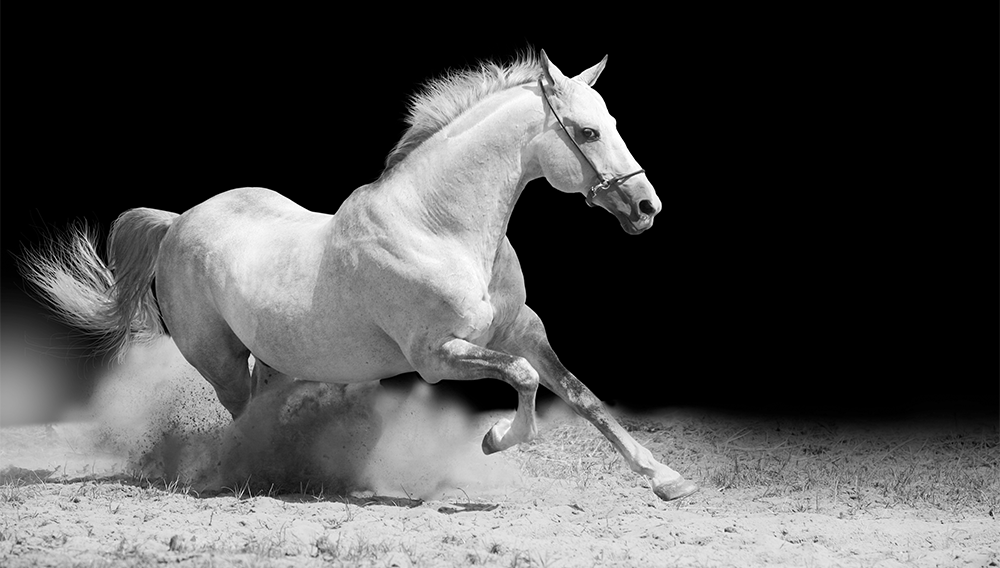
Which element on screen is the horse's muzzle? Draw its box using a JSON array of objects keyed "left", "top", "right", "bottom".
[
  {"left": 620, "top": 214, "right": 654, "bottom": 235},
  {"left": 618, "top": 199, "right": 658, "bottom": 235},
  {"left": 591, "top": 182, "right": 660, "bottom": 235}
]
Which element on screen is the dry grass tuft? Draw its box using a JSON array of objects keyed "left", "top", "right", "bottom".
[
  {"left": 503, "top": 408, "right": 998, "bottom": 515},
  {"left": 696, "top": 415, "right": 1000, "bottom": 514}
]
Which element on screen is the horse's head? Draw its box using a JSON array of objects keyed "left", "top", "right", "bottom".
[{"left": 534, "top": 50, "right": 660, "bottom": 235}]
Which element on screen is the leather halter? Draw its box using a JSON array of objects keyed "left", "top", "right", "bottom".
[{"left": 539, "top": 78, "right": 646, "bottom": 207}]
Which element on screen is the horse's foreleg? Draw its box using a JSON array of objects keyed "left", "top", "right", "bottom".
[
  {"left": 415, "top": 337, "right": 539, "bottom": 453},
  {"left": 492, "top": 305, "right": 698, "bottom": 501}
]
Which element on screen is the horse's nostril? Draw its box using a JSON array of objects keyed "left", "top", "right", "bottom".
[{"left": 639, "top": 200, "right": 656, "bottom": 216}]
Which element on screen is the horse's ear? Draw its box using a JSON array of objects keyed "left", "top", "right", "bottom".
[
  {"left": 540, "top": 49, "right": 568, "bottom": 93},
  {"left": 575, "top": 55, "right": 608, "bottom": 87}
]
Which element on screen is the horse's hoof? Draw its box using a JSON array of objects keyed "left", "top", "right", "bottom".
[
  {"left": 654, "top": 478, "right": 698, "bottom": 501},
  {"left": 481, "top": 417, "right": 512, "bottom": 455},
  {"left": 482, "top": 430, "right": 501, "bottom": 455}
]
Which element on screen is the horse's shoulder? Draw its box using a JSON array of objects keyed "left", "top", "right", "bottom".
[{"left": 488, "top": 236, "right": 527, "bottom": 329}]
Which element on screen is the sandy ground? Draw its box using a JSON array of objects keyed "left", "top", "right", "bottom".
[{"left": 1, "top": 340, "right": 997, "bottom": 567}]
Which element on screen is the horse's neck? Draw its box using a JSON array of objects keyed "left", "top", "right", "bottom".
[{"left": 385, "top": 87, "right": 542, "bottom": 259}]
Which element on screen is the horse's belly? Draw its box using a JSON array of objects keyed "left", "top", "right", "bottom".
[{"left": 244, "top": 315, "right": 413, "bottom": 384}]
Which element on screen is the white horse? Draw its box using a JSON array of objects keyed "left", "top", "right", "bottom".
[{"left": 22, "top": 50, "right": 697, "bottom": 501}]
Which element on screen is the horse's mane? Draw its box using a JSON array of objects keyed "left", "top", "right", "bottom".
[{"left": 381, "top": 50, "right": 541, "bottom": 175}]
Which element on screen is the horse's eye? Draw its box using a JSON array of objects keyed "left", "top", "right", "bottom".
[{"left": 581, "top": 127, "right": 600, "bottom": 141}]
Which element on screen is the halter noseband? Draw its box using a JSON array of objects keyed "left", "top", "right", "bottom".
[{"left": 539, "top": 78, "right": 645, "bottom": 207}]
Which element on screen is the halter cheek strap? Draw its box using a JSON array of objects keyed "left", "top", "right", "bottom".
[{"left": 538, "top": 78, "right": 645, "bottom": 208}]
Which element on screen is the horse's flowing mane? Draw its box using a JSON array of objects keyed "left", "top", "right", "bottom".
[{"left": 382, "top": 50, "right": 541, "bottom": 174}]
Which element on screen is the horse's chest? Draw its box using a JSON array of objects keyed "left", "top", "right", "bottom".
[
  {"left": 444, "top": 241, "right": 527, "bottom": 345},
  {"left": 453, "top": 297, "right": 495, "bottom": 343},
  {"left": 424, "top": 256, "right": 497, "bottom": 340},
  {"left": 348, "top": 232, "right": 526, "bottom": 349}
]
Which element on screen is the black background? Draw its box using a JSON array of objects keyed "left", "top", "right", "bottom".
[{"left": 2, "top": 8, "right": 994, "bottom": 421}]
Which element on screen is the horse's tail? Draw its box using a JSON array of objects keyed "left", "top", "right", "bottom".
[{"left": 20, "top": 208, "right": 178, "bottom": 361}]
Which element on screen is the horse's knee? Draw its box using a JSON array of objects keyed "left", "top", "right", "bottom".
[
  {"left": 507, "top": 357, "right": 539, "bottom": 392},
  {"left": 555, "top": 380, "right": 603, "bottom": 417},
  {"left": 576, "top": 390, "right": 603, "bottom": 414}
]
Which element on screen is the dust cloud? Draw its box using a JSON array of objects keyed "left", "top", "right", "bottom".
[
  {"left": 0, "top": 304, "right": 104, "bottom": 426},
  {"left": 76, "top": 339, "right": 524, "bottom": 499}
]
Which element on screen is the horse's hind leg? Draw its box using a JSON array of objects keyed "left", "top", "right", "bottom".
[
  {"left": 250, "top": 356, "right": 295, "bottom": 397},
  {"left": 166, "top": 311, "right": 253, "bottom": 419},
  {"left": 183, "top": 339, "right": 252, "bottom": 419},
  {"left": 491, "top": 305, "right": 698, "bottom": 501}
]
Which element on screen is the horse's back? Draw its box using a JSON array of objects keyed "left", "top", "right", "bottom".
[
  {"left": 159, "top": 187, "right": 329, "bottom": 294},
  {"left": 164, "top": 186, "right": 327, "bottom": 249},
  {"left": 180, "top": 187, "right": 326, "bottom": 232}
]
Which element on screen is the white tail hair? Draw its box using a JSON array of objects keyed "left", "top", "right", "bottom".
[{"left": 19, "top": 208, "right": 178, "bottom": 361}]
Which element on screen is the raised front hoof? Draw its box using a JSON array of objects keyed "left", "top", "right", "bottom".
[
  {"left": 482, "top": 430, "right": 502, "bottom": 455},
  {"left": 654, "top": 478, "right": 698, "bottom": 501},
  {"left": 481, "top": 417, "right": 513, "bottom": 455}
]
